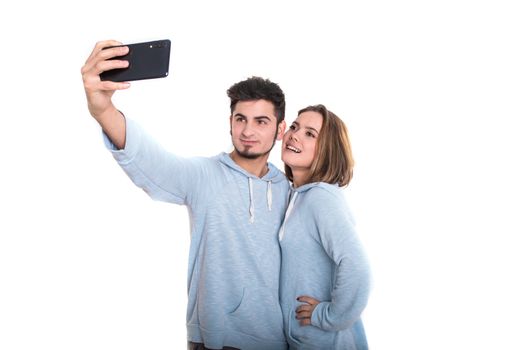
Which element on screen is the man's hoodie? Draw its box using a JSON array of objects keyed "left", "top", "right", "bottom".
[{"left": 104, "top": 118, "right": 289, "bottom": 350}]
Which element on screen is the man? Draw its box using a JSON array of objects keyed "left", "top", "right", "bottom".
[{"left": 81, "top": 40, "right": 289, "bottom": 350}]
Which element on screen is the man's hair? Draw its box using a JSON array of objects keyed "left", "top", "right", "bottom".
[
  {"left": 227, "top": 76, "right": 286, "bottom": 124},
  {"left": 285, "top": 104, "right": 354, "bottom": 187}
]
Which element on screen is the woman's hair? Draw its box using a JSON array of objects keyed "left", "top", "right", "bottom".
[
  {"left": 284, "top": 104, "right": 354, "bottom": 187},
  {"left": 227, "top": 76, "right": 286, "bottom": 124}
]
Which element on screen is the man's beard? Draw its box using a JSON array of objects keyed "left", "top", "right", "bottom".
[
  {"left": 231, "top": 128, "right": 279, "bottom": 160},
  {"left": 234, "top": 145, "right": 272, "bottom": 159},
  {"left": 234, "top": 138, "right": 276, "bottom": 160}
]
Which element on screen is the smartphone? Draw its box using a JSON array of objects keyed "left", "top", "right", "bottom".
[{"left": 99, "top": 39, "right": 171, "bottom": 82}]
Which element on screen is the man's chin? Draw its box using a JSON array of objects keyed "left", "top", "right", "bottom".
[
  {"left": 237, "top": 151, "right": 266, "bottom": 160},
  {"left": 235, "top": 148, "right": 271, "bottom": 160}
]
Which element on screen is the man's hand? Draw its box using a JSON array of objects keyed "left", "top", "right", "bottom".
[
  {"left": 81, "top": 40, "right": 130, "bottom": 149},
  {"left": 295, "top": 295, "right": 321, "bottom": 326},
  {"left": 81, "top": 40, "right": 130, "bottom": 118}
]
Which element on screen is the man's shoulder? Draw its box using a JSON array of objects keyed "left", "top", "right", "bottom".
[{"left": 266, "top": 162, "right": 288, "bottom": 183}]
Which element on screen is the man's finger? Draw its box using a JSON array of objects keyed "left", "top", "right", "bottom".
[
  {"left": 94, "top": 58, "right": 129, "bottom": 76},
  {"left": 97, "top": 45, "right": 129, "bottom": 61},
  {"left": 86, "top": 40, "right": 123, "bottom": 63},
  {"left": 99, "top": 80, "right": 131, "bottom": 91},
  {"left": 83, "top": 43, "right": 128, "bottom": 74}
]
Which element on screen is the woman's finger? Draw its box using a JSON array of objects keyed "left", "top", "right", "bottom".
[
  {"left": 295, "top": 309, "right": 312, "bottom": 319},
  {"left": 296, "top": 304, "right": 312, "bottom": 313},
  {"left": 297, "top": 295, "right": 320, "bottom": 305},
  {"left": 299, "top": 318, "right": 311, "bottom": 326}
]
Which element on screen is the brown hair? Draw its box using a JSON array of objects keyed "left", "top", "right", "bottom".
[
  {"left": 226, "top": 76, "right": 286, "bottom": 124},
  {"left": 284, "top": 104, "right": 354, "bottom": 187}
]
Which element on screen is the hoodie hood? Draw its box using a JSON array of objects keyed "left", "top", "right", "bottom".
[
  {"left": 219, "top": 152, "right": 288, "bottom": 223},
  {"left": 279, "top": 182, "right": 338, "bottom": 240}
]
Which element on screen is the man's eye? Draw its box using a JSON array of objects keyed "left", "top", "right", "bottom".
[{"left": 290, "top": 125, "right": 296, "bottom": 130}]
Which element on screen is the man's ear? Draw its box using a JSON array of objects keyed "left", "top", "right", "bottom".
[
  {"left": 276, "top": 120, "right": 286, "bottom": 141},
  {"left": 229, "top": 115, "right": 232, "bottom": 135}
]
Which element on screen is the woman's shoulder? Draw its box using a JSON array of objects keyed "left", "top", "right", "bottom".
[
  {"left": 304, "top": 182, "right": 345, "bottom": 200},
  {"left": 301, "top": 183, "right": 349, "bottom": 213}
]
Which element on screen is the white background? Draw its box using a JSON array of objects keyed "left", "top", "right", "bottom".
[{"left": 1, "top": 1, "right": 524, "bottom": 349}]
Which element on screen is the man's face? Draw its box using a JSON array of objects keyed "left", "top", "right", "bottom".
[{"left": 230, "top": 100, "right": 285, "bottom": 160}]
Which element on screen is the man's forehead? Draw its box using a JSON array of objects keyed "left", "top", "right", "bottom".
[{"left": 233, "top": 100, "right": 277, "bottom": 120}]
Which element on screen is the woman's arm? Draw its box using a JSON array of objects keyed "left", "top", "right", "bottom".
[{"left": 300, "top": 190, "right": 371, "bottom": 332}]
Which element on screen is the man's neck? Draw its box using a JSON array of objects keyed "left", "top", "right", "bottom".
[{"left": 230, "top": 151, "right": 270, "bottom": 178}]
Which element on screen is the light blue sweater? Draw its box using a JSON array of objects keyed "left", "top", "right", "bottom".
[
  {"left": 279, "top": 182, "right": 370, "bottom": 350},
  {"left": 104, "top": 119, "right": 289, "bottom": 350}
]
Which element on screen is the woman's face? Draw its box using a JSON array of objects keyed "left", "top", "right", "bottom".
[{"left": 281, "top": 111, "right": 323, "bottom": 171}]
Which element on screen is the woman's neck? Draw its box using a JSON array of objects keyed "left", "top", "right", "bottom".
[{"left": 291, "top": 169, "right": 308, "bottom": 188}]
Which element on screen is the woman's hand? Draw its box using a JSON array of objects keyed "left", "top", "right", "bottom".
[{"left": 295, "top": 295, "right": 321, "bottom": 326}]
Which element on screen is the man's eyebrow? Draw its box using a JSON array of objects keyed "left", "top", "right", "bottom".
[{"left": 233, "top": 113, "right": 272, "bottom": 120}]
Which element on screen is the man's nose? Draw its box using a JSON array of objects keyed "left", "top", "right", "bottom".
[{"left": 242, "top": 121, "right": 256, "bottom": 136}]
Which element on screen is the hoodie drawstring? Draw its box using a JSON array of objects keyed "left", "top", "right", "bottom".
[
  {"left": 248, "top": 178, "right": 255, "bottom": 223},
  {"left": 267, "top": 180, "right": 272, "bottom": 211},
  {"left": 247, "top": 178, "right": 274, "bottom": 224},
  {"left": 279, "top": 191, "right": 298, "bottom": 241}
]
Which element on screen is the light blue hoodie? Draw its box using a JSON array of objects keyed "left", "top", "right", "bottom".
[
  {"left": 103, "top": 119, "right": 289, "bottom": 349},
  {"left": 279, "top": 182, "right": 370, "bottom": 350}
]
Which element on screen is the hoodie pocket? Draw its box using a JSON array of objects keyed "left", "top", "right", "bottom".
[{"left": 227, "top": 287, "right": 285, "bottom": 341}]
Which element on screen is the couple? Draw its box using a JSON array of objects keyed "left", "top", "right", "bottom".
[{"left": 81, "top": 40, "right": 370, "bottom": 350}]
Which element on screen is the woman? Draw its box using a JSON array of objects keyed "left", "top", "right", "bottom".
[{"left": 279, "top": 104, "right": 370, "bottom": 349}]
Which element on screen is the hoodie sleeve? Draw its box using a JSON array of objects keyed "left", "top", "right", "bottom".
[
  {"left": 309, "top": 189, "right": 371, "bottom": 332},
  {"left": 103, "top": 118, "right": 207, "bottom": 206}
]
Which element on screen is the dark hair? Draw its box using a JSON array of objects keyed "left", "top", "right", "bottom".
[
  {"left": 227, "top": 76, "right": 286, "bottom": 124},
  {"left": 284, "top": 104, "right": 354, "bottom": 187}
]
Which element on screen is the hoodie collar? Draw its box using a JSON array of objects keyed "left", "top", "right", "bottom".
[
  {"left": 218, "top": 152, "right": 285, "bottom": 183},
  {"left": 218, "top": 152, "right": 287, "bottom": 223},
  {"left": 290, "top": 182, "right": 321, "bottom": 193}
]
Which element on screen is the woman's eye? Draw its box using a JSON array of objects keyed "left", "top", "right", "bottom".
[{"left": 290, "top": 125, "right": 296, "bottom": 130}]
